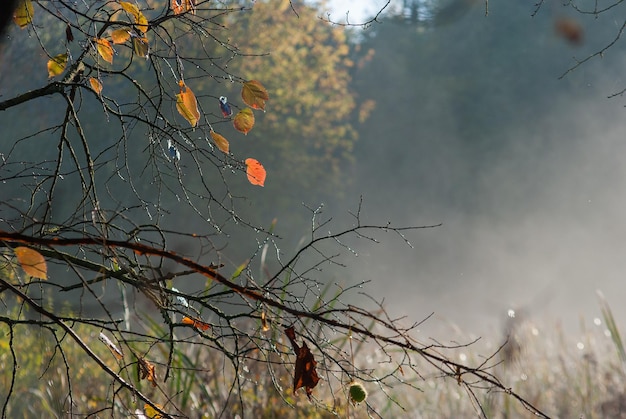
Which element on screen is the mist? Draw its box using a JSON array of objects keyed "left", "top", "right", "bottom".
[{"left": 335, "top": 4, "right": 626, "bottom": 337}]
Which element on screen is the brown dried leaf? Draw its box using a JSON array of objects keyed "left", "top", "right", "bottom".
[{"left": 285, "top": 326, "right": 319, "bottom": 399}]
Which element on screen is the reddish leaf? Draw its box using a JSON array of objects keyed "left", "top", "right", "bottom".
[
  {"left": 14, "top": 246, "right": 47, "bottom": 280},
  {"left": 241, "top": 80, "right": 269, "bottom": 110},
  {"left": 47, "top": 53, "right": 67, "bottom": 79},
  {"left": 89, "top": 77, "right": 103, "bottom": 95},
  {"left": 94, "top": 38, "right": 114, "bottom": 64},
  {"left": 233, "top": 108, "right": 255, "bottom": 135},
  {"left": 138, "top": 357, "right": 157, "bottom": 387},
  {"left": 13, "top": 0, "right": 33, "bottom": 29},
  {"left": 176, "top": 81, "right": 200, "bottom": 127},
  {"left": 182, "top": 316, "right": 210, "bottom": 331},
  {"left": 554, "top": 17, "right": 583, "bottom": 45},
  {"left": 285, "top": 326, "right": 319, "bottom": 399},
  {"left": 210, "top": 130, "right": 229, "bottom": 154},
  {"left": 171, "top": 0, "right": 196, "bottom": 15},
  {"left": 245, "top": 158, "right": 266, "bottom": 187}
]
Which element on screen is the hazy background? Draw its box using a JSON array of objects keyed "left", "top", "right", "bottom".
[{"left": 330, "top": 0, "right": 626, "bottom": 337}]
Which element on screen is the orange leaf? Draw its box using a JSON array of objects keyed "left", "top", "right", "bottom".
[
  {"left": 111, "top": 29, "right": 131, "bottom": 44},
  {"left": 241, "top": 80, "right": 269, "bottom": 110},
  {"left": 13, "top": 0, "right": 33, "bottom": 29},
  {"left": 171, "top": 0, "right": 196, "bottom": 15},
  {"left": 176, "top": 81, "right": 200, "bottom": 127},
  {"left": 120, "top": 1, "right": 148, "bottom": 33},
  {"left": 89, "top": 77, "right": 103, "bottom": 94},
  {"left": 245, "top": 158, "right": 266, "bottom": 187},
  {"left": 94, "top": 38, "right": 114, "bottom": 64},
  {"left": 210, "top": 131, "right": 229, "bottom": 154},
  {"left": 138, "top": 357, "right": 157, "bottom": 387},
  {"left": 182, "top": 316, "right": 210, "bottom": 331},
  {"left": 285, "top": 326, "right": 319, "bottom": 399},
  {"left": 14, "top": 246, "right": 47, "bottom": 280},
  {"left": 47, "top": 53, "right": 67, "bottom": 78},
  {"left": 99, "top": 332, "right": 124, "bottom": 360},
  {"left": 233, "top": 108, "right": 255, "bottom": 135}
]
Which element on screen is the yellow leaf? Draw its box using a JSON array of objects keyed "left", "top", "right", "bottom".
[
  {"left": 233, "top": 108, "right": 255, "bottom": 135},
  {"left": 144, "top": 403, "right": 164, "bottom": 419},
  {"left": 110, "top": 29, "right": 131, "bottom": 44},
  {"left": 210, "top": 131, "right": 229, "bottom": 154},
  {"left": 175, "top": 81, "right": 200, "bottom": 127},
  {"left": 120, "top": 1, "right": 148, "bottom": 33},
  {"left": 241, "top": 80, "right": 269, "bottom": 111},
  {"left": 13, "top": 0, "right": 34, "bottom": 29},
  {"left": 132, "top": 36, "right": 149, "bottom": 58},
  {"left": 47, "top": 53, "right": 67, "bottom": 78},
  {"left": 89, "top": 77, "right": 103, "bottom": 95},
  {"left": 94, "top": 38, "right": 114, "bottom": 64},
  {"left": 245, "top": 158, "right": 266, "bottom": 187},
  {"left": 14, "top": 247, "right": 47, "bottom": 280}
]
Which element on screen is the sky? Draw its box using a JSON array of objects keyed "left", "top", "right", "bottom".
[{"left": 321, "top": 0, "right": 392, "bottom": 23}]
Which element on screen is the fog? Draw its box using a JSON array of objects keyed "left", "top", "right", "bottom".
[{"left": 334, "top": 5, "right": 626, "bottom": 337}]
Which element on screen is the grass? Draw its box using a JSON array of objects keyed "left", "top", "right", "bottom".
[{"left": 1, "top": 297, "right": 626, "bottom": 418}]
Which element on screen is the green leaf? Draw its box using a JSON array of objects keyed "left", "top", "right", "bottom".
[{"left": 47, "top": 53, "right": 68, "bottom": 78}]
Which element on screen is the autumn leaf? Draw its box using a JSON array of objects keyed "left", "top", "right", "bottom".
[
  {"left": 14, "top": 247, "right": 47, "bottom": 280},
  {"left": 261, "top": 311, "right": 270, "bottom": 332},
  {"left": 47, "top": 53, "right": 68, "bottom": 79},
  {"left": 13, "top": 0, "right": 33, "bottom": 29},
  {"left": 94, "top": 38, "right": 114, "bottom": 64},
  {"left": 176, "top": 81, "right": 200, "bottom": 127},
  {"left": 89, "top": 77, "right": 103, "bottom": 94},
  {"left": 144, "top": 403, "right": 164, "bottom": 419},
  {"left": 210, "top": 130, "right": 229, "bottom": 154},
  {"left": 554, "top": 17, "right": 583, "bottom": 45},
  {"left": 132, "top": 36, "right": 149, "bottom": 58},
  {"left": 182, "top": 316, "right": 210, "bottom": 331},
  {"left": 138, "top": 357, "right": 157, "bottom": 387},
  {"left": 65, "top": 24, "right": 74, "bottom": 42},
  {"left": 285, "top": 326, "right": 319, "bottom": 399},
  {"left": 99, "top": 332, "right": 124, "bottom": 359},
  {"left": 241, "top": 80, "right": 269, "bottom": 110},
  {"left": 233, "top": 108, "right": 255, "bottom": 135},
  {"left": 245, "top": 158, "right": 266, "bottom": 187},
  {"left": 111, "top": 29, "right": 131, "bottom": 44},
  {"left": 120, "top": 1, "right": 148, "bottom": 33},
  {"left": 171, "top": 0, "right": 196, "bottom": 15}
]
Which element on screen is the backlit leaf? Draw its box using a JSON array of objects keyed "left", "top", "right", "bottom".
[
  {"left": 13, "top": 0, "right": 33, "bottom": 29},
  {"left": 89, "top": 77, "right": 103, "bottom": 95},
  {"left": 176, "top": 81, "right": 200, "bottom": 127},
  {"left": 47, "top": 53, "right": 67, "bottom": 78},
  {"left": 120, "top": 1, "right": 148, "bottom": 33},
  {"left": 241, "top": 80, "right": 269, "bottom": 110},
  {"left": 132, "top": 36, "right": 149, "bottom": 58},
  {"left": 182, "top": 316, "right": 210, "bottom": 331},
  {"left": 14, "top": 247, "right": 47, "bottom": 280},
  {"left": 233, "top": 108, "right": 255, "bottom": 135},
  {"left": 245, "top": 158, "right": 266, "bottom": 187},
  {"left": 94, "top": 38, "right": 114, "bottom": 64},
  {"left": 111, "top": 29, "right": 131, "bottom": 44},
  {"left": 171, "top": 0, "right": 196, "bottom": 15},
  {"left": 210, "top": 130, "right": 229, "bottom": 154},
  {"left": 144, "top": 404, "right": 164, "bottom": 419}
]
